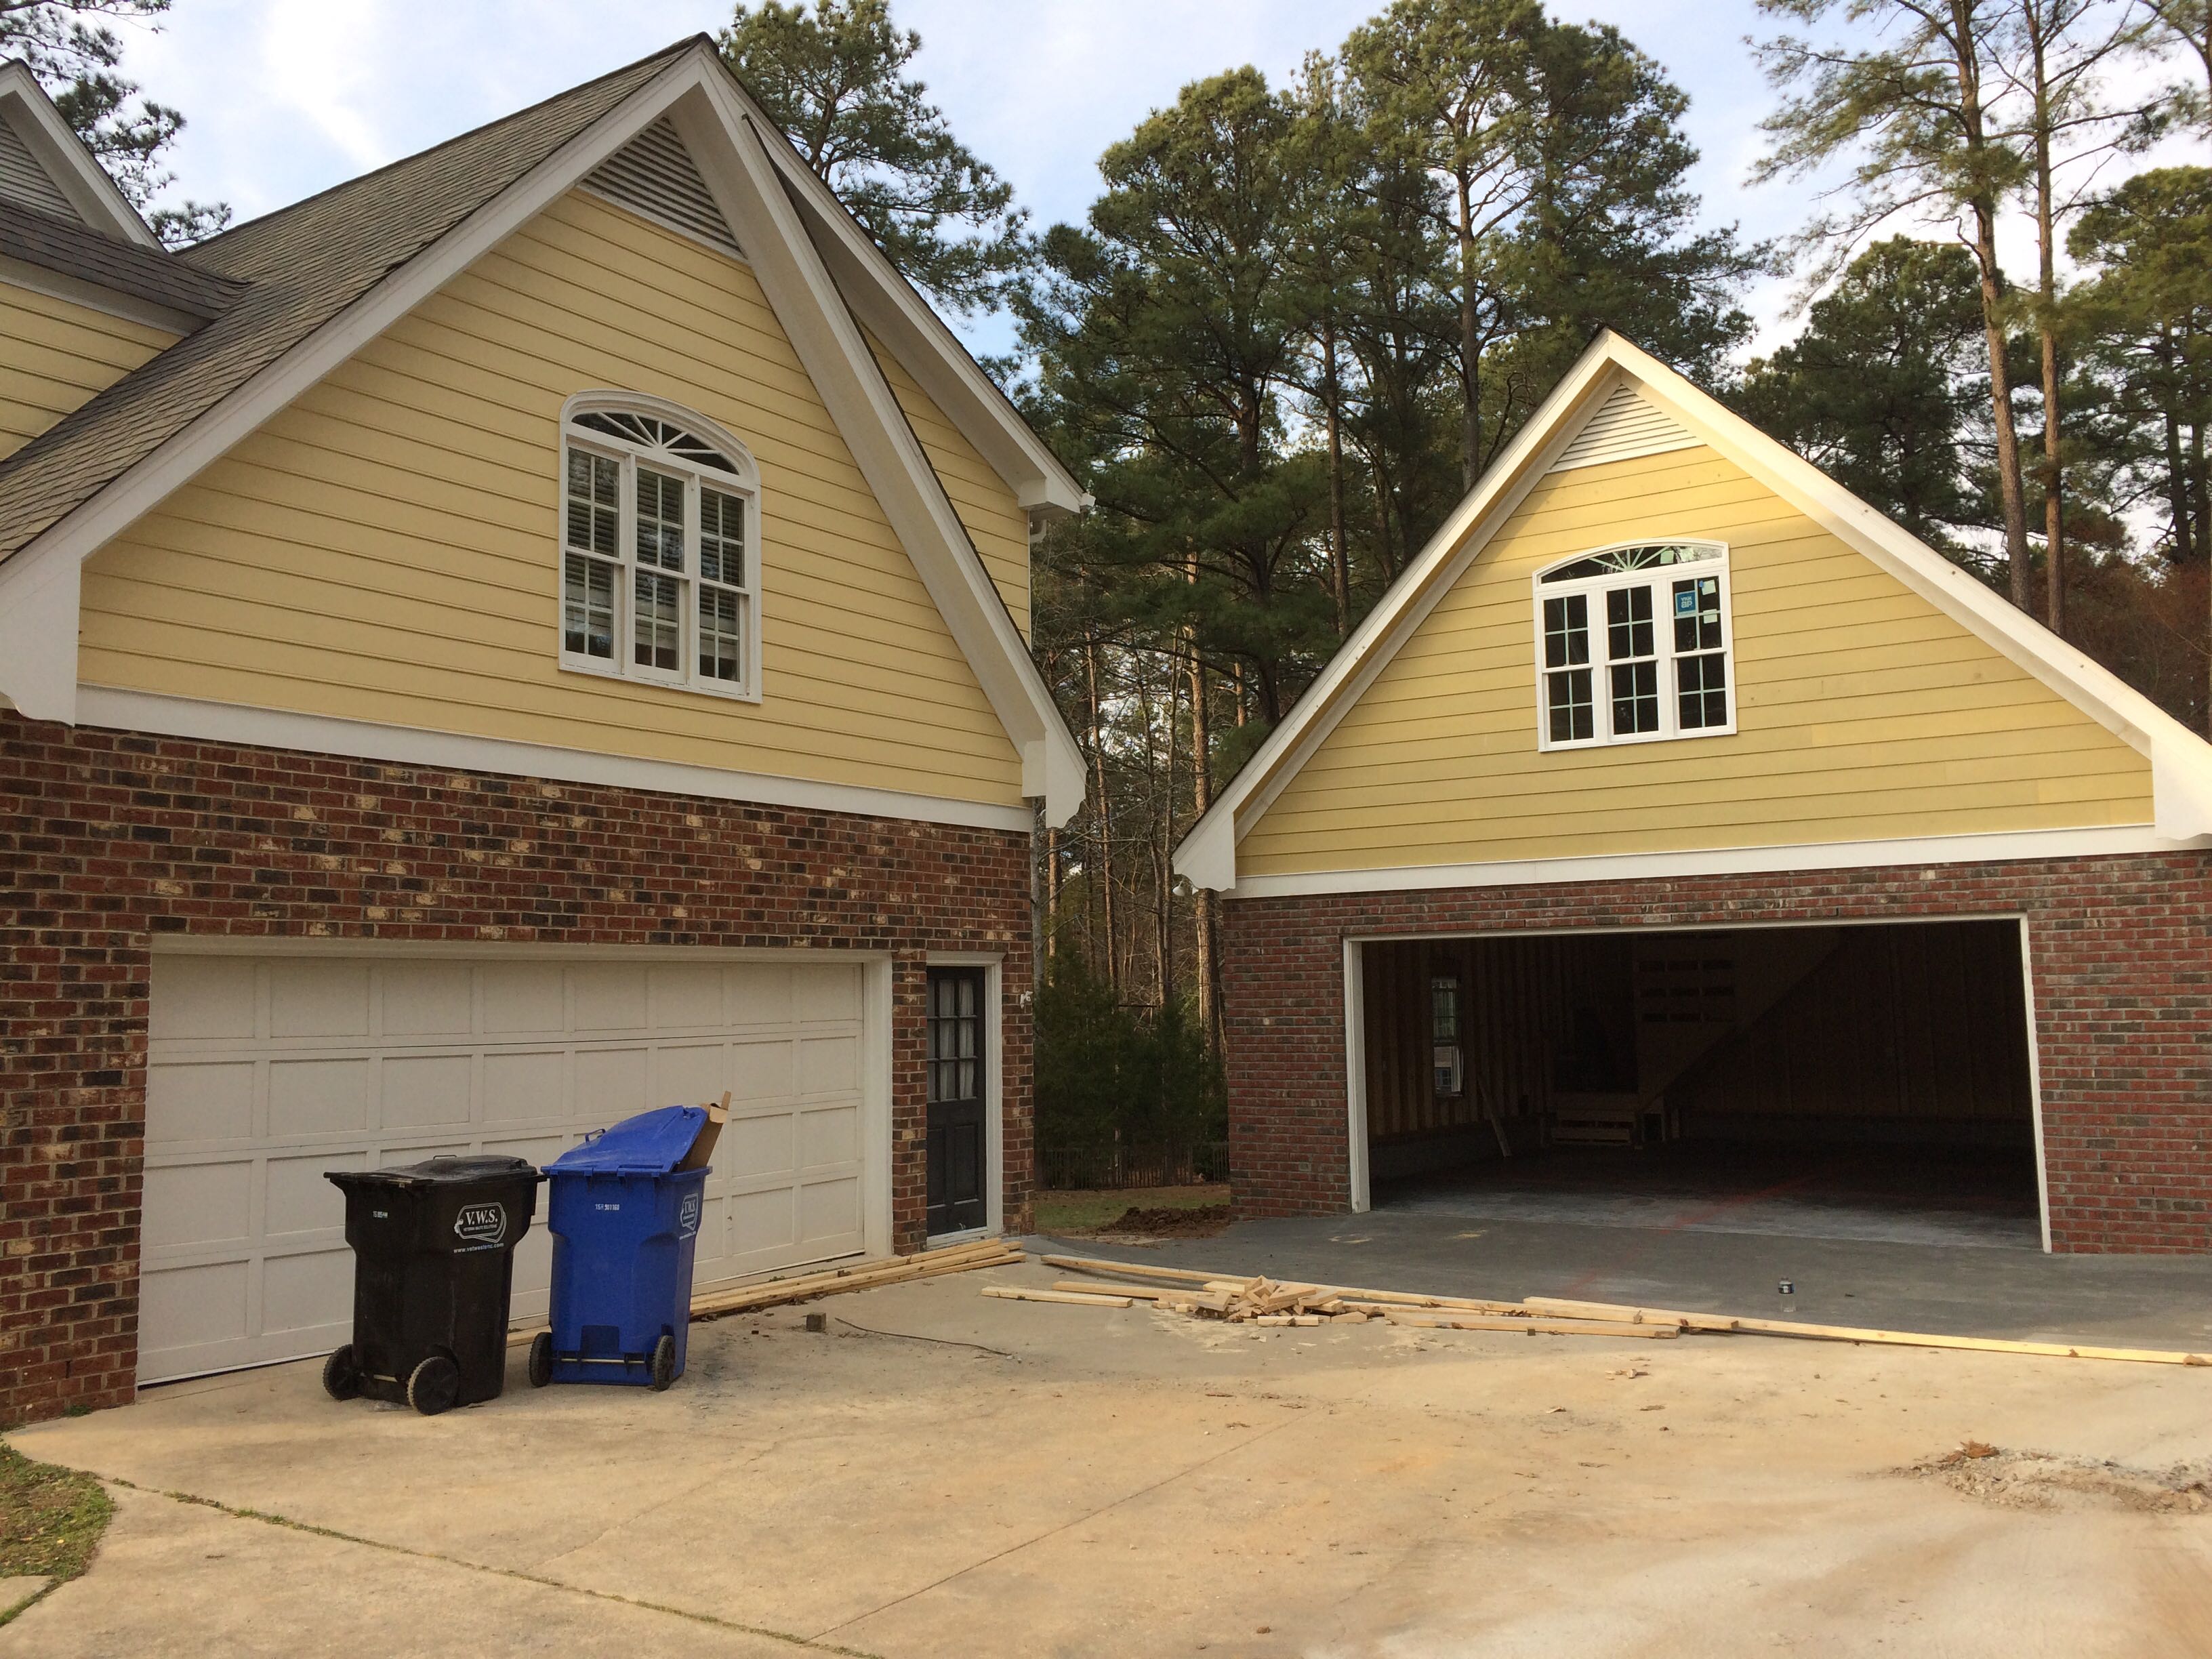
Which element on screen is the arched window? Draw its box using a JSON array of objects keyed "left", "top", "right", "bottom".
[
  {"left": 1532, "top": 540, "right": 1732, "bottom": 750},
  {"left": 558, "top": 392, "right": 760, "bottom": 699}
]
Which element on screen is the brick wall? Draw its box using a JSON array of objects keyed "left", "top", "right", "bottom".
[
  {"left": 1219, "top": 853, "right": 2212, "bottom": 1250},
  {"left": 0, "top": 711, "right": 1034, "bottom": 1425}
]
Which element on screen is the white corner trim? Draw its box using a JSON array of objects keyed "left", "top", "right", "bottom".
[
  {"left": 1223, "top": 824, "right": 2200, "bottom": 901},
  {"left": 73, "top": 686, "right": 1037, "bottom": 832},
  {"left": 0, "top": 552, "right": 79, "bottom": 721},
  {"left": 0, "top": 66, "right": 157, "bottom": 246},
  {"left": 674, "top": 81, "right": 1082, "bottom": 827}
]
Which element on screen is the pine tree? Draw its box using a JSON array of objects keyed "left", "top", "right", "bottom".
[{"left": 719, "top": 0, "right": 1030, "bottom": 314}]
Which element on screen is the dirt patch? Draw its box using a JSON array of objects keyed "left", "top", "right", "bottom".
[
  {"left": 1904, "top": 1440, "right": 2212, "bottom": 1514},
  {"left": 1088, "top": 1204, "right": 1233, "bottom": 1240},
  {"left": 0, "top": 1443, "right": 110, "bottom": 1623}
]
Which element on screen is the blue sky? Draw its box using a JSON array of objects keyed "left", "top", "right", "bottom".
[{"left": 113, "top": 0, "right": 2185, "bottom": 359}]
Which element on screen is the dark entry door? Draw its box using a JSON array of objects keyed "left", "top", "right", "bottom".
[{"left": 925, "top": 967, "right": 987, "bottom": 1235}]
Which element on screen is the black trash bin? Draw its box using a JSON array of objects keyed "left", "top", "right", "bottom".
[{"left": 322, "top": 1155, "right": 542, "bottom": 1416}]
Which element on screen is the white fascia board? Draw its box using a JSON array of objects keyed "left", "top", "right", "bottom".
[
  {"left": 0, "top": 64, "right": 158, "bottom": 246},
  {"left": 0, "top": 49, "right": 707, "bottom": 709},
  {"left": 675, "top": 79, "right": 1082, "bottom": 827},
  {"left": 755, "top": 132, "right": 1086, "bottom": 516},
  {"left": 1170, "top": 338, "right": 1625, "bottom": 890},
  {"left": 75, "top": 687, "right": 1036, "bottom": 832},
  {"left": 1227, "top": 824, "right": 2194, "bottom": 901}
]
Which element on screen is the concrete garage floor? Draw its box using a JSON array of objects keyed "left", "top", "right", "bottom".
[{"left": 11, "top": 1242, "right": 2212, "bottom": 1658}]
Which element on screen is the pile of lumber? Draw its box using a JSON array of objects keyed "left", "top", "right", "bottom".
[
  {"left": 982, "top": 1255, "right": 1679, "bottom": 1338},
  {"left": 996, "top": 1255, "right": 2212, "bottom": 1367},
  {"left": 507, "top": 1237, "right": 1023, "bottom": 1346}
]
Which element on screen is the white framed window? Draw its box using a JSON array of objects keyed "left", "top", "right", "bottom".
[
  {"left": 1533, "top": 540, "right": 1734, "bottom": 751},
  {"left": 558, "top": 392, "right": 761, "bottom": 700}
]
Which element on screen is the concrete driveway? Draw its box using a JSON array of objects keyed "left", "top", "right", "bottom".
[{"left": 10, "top": 1250, "right": 2212, "bottom": 1658}]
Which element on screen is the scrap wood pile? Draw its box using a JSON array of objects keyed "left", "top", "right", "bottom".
[{"left": 977, "top": 1255, "right": 2212, "bottom": 1368}]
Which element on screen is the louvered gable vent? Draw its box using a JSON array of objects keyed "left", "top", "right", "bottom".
[
  {"left": 1549, "top": 383, "right": 1699, "bottom": 472},
  {"left": 0, "top": 110, "right": 77, "bottom": 221},
  {"left": 581, "top": 117, "right": 742, "bottom": 258}
]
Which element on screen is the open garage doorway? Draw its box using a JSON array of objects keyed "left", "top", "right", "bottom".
[{"left": 1353, "top": 920, "right": 2045, "bottom": 1250}]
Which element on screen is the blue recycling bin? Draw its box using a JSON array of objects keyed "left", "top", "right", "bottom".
[{"left": 531, "top": 1105, "right": 716, "bottom": 1391}]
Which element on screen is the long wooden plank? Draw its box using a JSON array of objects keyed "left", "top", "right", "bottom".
[
  {"left": 1523, "top": 1296, "right": 1721, "bottom": 1331},
  {"left": 1522, "top": 1296, "right": 2212, "bottom": 1364},
  {"left": 981, "top": 1287, "right": 1133, "bottom": 1308},
  {"left": 1041, "top": 1254, "right": 1256, "bottom": 1287},
  {"left": 1386, "top": 1310, "right": 1679, "bottom": 1339}
]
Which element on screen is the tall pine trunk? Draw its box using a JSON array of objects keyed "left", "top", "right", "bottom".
[
  {"left": 1457, "top": 178, "right": 1481, "bottom": 490},
  {"left": 1949, "top": 7, "right": 2032, "bottom": 602},
  {"left": 1185, "top": 558, "right": 1219, "bottom": 1049},
  {"left": 1084, "top": 632, "right": 1117, "bottom": 992},
  {"left": 1322, "top": 315, "right": 1352, "bottom": 637},
  {"left": 2026, "top": 10, "right": 2065, "bottom": 636}
]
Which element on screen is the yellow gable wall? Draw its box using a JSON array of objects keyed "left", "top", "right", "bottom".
[
  {"left": 78, "top": 189, "right": 1027, "bottom": 806},
  {"left": 867, "top": 331, "right": 1031, "bottom": 640},
  {"left": 0, "top": 278, "right": 177, "bottom": 460},
  {"left": 1237, "top": 441, "right": 2154, "bottom": 876}
]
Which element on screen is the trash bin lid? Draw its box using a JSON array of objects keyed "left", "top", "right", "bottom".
[
  {"left": 330, "top": 1154, "right": 539, "bottom": 1189},
  {"left": 548, "top": 1105, "right": 710, "bottom": 1176}
]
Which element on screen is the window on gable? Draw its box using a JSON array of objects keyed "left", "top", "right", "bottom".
[
  {"left": 1534, "top": 541, "right": 1732, "bottom": 750},
  {"left": 558, "top": 397, "right": 760, "bottom": 699}
]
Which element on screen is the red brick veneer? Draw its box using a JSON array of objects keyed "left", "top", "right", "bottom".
[
  {"left": 1219, "top": 854, "right": 2212, "bottom": 1250},
  {"left": 0, "top": 711, "right": 1034, "bottom": 1425}
]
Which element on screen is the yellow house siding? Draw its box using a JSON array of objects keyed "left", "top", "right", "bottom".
[
  {"left": 1237, "top": 443, "right": 2154, "bottom": 875},
  {"left": 77, "top": 189, "right": 1026, "bottom": 805},
  {"left": 0, "top": 278, "right": 176, "bottom": 459},
  {"left": 867, "top": 331, "right": 1032, "bottom": 639}
]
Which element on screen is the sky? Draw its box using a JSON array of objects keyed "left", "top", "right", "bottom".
[{"left": 114, "top": 0, "right": 2194, "bottom": 361}]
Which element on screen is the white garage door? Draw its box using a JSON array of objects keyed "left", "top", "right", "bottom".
[{"left": 140, "top": 951, "right": 879, "bottom": 1384}]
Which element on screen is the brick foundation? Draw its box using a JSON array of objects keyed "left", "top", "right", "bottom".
[
  {"left": 0, "top": 711, "right": 1034, "bottom": 1425},
  {"left": 1220, "top": 854, "right": 2212, "bottom": 1250}
]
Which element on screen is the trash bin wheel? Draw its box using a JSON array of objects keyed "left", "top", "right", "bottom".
[
  {"left": 527, "top": 1331, "right": 553, "bottom": 1389},
  {"left": 321, "top": 1344, "right": 362, "bottom": 1402},
  {"left": 649, "top": 1333, "right": 676, "bottom": 1392},
  {"left": 407, "top": 1353, "right": 462, "bottom": 1416}
]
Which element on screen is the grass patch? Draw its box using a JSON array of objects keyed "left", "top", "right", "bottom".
[
  {"left": 1037, "top": 1184, "right": 1230, "bottom": 1235},
  {"left": 0, "top": 1441, "right": 111, "bottom": 1620}
]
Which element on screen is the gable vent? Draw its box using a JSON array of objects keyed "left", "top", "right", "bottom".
[
  {"left": 1549, "top": 383, "right": 1700, "bottom": 473},
  {"left": 581, "top": 118, "right": 742, "bottom": 258},
  {"left": 0, "top": 112, "right": 77, "bottom": 222}
]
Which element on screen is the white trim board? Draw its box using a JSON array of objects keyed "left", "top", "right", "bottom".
[
  {"left": 1225, "top": 825, "right": 2195, "bottom": 901},
  {"left": 1174, "top": 332, "right": 2212, "bottom": 893},
  {"left": 76, "top": 686, "right": 1036, "bottom": 834}
]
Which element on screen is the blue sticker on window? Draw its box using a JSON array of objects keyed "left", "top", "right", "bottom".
[{"left": 1675, "top": 590, "right": 1696, "bottom": 615}]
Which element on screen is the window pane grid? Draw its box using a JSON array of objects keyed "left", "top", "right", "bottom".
[
  {"left": 1538, "top": 554, "right": 1729, "bottom": 747},
  {"left": 634, "top": 570, "right": 681, "bottom": 672},
  {"left": 560, "top": 410, "right": 756, "bottom": 695},
  {"left": 1606, "top": 585, "right": 1660, "bottom": 735}
]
